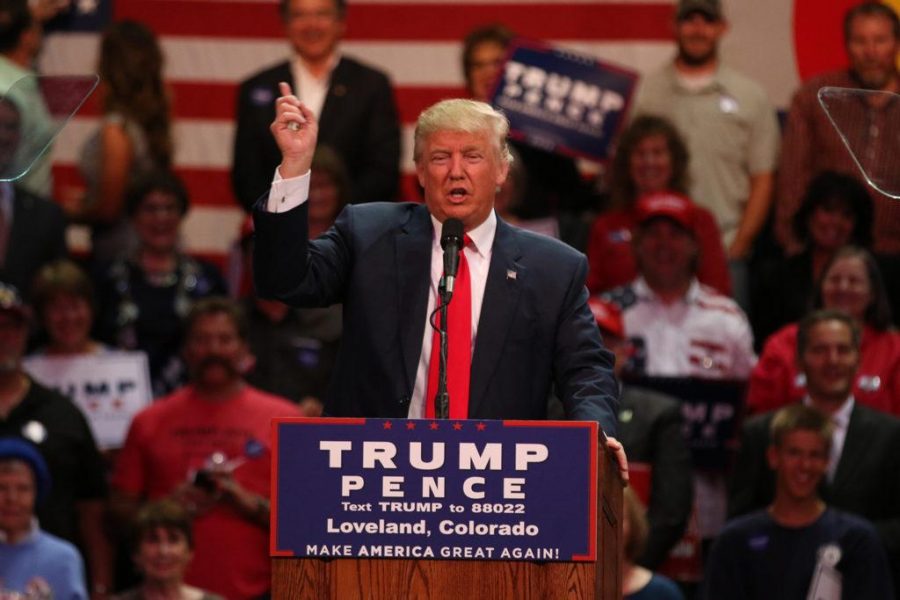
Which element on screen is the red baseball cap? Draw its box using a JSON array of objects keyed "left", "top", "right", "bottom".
[
  {"left": 634, "top": 191, "right": 697, "bottom": 235},
  {"left": 588, "top": 298, "right": 624, "bottom": 340}
]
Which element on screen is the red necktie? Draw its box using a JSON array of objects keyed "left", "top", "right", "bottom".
[{"left": 425, "top": 238, "right": 472, "bottom": 419}]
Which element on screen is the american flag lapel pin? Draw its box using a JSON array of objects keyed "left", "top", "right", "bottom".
[{"left": 506, "top": 269, "right": 517, "bottom": 280}]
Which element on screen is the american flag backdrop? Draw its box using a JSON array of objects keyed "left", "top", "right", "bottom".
[{"left": 36, "top": 0, "right": 861, "bottom": 263}]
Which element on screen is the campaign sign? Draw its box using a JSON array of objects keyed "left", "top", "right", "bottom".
[
  {"left": 23, "top": 351, "right": 152, "bottom": 449},
  {"left": 629, "top": 376, "right": 746, "bottom": 470},
  {"left": 491, "top": 41, "right": 638, "bottom": 161},
  {"left": 272, "top": 418, "right": 598, "bottom": 562}
]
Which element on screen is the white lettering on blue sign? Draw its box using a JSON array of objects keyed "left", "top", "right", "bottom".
[
  {"left": 338, "top": 475, "right": 531, "bottom": 499},
  {"left": 320, "top": 441, "right": 549, "bottom": 471},
  {"left": 501, "top": 60, "right": 624, "bottom": 131}
]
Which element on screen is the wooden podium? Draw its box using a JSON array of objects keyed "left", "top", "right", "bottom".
[{"left": 271, "top": 437, "right": 623, "bottom": 599}]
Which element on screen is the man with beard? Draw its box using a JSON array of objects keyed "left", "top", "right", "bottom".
[
  {"left": 112, "top": 298, "right": 301, "bottom": 600},
  {"left": 634, "top": 0, "right": 779, "bottom": 310},
  {"left": 776, "top": 2, "right": 900, "bottom": 255}
]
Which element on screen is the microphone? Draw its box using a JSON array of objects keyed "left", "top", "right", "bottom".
[{"left": 440, "top": 218, "right": 465, "bottom": 295}]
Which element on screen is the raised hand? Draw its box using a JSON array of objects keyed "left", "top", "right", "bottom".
[{"left": 270, "top": 81, "right": 318, "bottom": 179}]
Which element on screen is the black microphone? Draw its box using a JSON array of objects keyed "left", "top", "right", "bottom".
[{"left": 440, "top": 218, "right": 465, "bottom": 295}]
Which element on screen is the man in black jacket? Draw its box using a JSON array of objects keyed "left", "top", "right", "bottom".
[
  {"left": 590, "top": 297, "right": 693, "bottom": 569},
  {"left": 232, "top": 0, "right": 400, "bottom": 210}
]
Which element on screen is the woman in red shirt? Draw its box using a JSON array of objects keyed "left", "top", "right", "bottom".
[
  {"left": 748, "top": 246, "right": 900, "bottom": 415},
  {"left": 586, "top": 115, "right": 730, "bottom": 295}
]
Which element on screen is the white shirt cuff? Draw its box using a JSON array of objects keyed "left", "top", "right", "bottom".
[{"left": 265, "top": 168, "right": 311, "bottom": 213}]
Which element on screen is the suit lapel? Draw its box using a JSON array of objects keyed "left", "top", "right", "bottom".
[
  {"left": 396, "top": 205, "right": 434, "bottom": 395},
  {"left": 318, "top": 57, "right": 347, "bottom": 134},
  {"left": 469, "top": 219, "right": 523, "bottom": 416}
]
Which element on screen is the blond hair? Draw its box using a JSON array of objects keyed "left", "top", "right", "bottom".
[{"left": 413, "top": 99, "right": 513, "bottom": 165}]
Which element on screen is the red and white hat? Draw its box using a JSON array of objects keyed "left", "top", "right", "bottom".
[{"left": 634, "top": 191, "right": 697, "bottom": 235}]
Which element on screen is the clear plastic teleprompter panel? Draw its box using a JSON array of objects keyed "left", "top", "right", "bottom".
[
  {"left": 818, "top": 86, "right": 900, "bottom": 200},
  {"left": 0, "top": 74, "right": 98, "bottom": 182}
]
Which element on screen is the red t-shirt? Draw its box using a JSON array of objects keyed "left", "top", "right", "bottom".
[
  {"left": 747, "top": 324, "right": 900, "bottom": 415},
  {"left": 586, "top": 206, "right": 732, "bottom": 295},
  {"left": 113, "top": 385, "right": 302, "bottom": 600}
]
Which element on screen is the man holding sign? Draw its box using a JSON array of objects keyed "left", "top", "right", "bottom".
[{"left": 252, "top": 85, "right": 622, "bottom": 456}]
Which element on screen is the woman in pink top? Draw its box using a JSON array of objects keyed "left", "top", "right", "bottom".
[
  {"left": 748, "top": 246, "right": 900, "bottom": 415},
  {"left": 586, "top": 115, "right": 731, "bottom": 295}
]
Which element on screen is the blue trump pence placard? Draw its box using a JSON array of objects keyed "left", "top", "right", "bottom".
[
  {"left": 490, "top": 41, "right": 638, "bottom": 161},
  {"left": 271, "top": 418, "right": 599, "bottom": 562}
]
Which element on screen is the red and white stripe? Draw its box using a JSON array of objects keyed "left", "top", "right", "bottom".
[{"left": 39, "top": 0, "right": 802, "bottom": 260}]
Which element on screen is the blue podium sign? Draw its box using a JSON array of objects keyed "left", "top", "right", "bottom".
[
  {"left": 491, "top": 41, "right": 638, "bottom": 161},
  {"left": 271, "top": 418, "right": 599, "bottom": 562}
]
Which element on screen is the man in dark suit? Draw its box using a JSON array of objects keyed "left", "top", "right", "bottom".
[
  {"left": 729, "top": 309, "right": 900, "bottom": 587},
  {"left": 231, "top": 0, "right": 400, "bottom": 211},
  {"left": 253, "top": 85, "right": 624, "bottom": 470},
  {"left": 589, "top": 297, "right": 692, "bottom": 569},
  {"left": 0, "top": 97, "right": 65, "bottom": 294},
  {"left": 0, "top": 185, "right": 66, "bottom": 294}
]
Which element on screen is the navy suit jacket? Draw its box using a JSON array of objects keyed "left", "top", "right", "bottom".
[
  {"left": 253, "top": 201, "right": 619, "bottom": 435},
  {"left": 232, "top": 57, "right": 400, "bottom": 211}
]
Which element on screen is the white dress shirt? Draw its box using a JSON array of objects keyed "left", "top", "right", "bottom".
[
  {"left": 290, "top": 52, "right": 339, "bottom": 119},
  {"left": 266, "top": 170, "right": 495, "bottom": 417}
]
